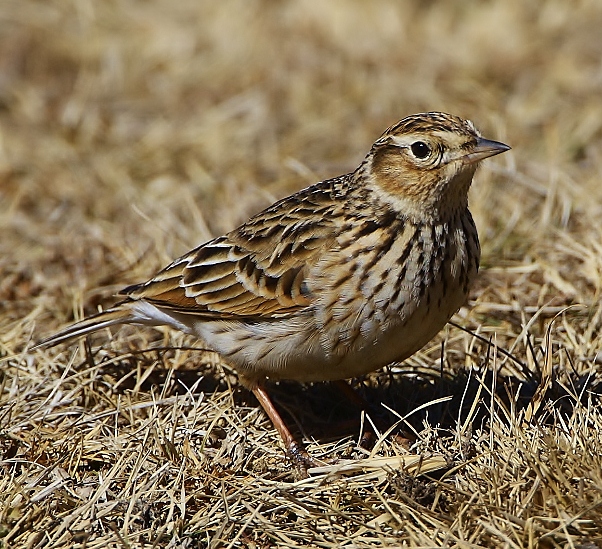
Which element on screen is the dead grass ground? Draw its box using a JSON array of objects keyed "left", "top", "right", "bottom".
[{"left": 2, "top": 1, "right": 602, "bottom": 547}]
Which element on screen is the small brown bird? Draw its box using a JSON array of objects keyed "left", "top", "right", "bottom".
[{"left": 34, "top": 112, "right": 509, "bottom": 466}]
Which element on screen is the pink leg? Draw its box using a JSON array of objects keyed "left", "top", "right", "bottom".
[{"left": 252, "top": 386, "right": 318, "bottom": 471}]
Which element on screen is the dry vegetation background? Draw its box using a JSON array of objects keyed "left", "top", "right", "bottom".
[{"left": 2, "top": 1, "right": 602, "bottom": 547}]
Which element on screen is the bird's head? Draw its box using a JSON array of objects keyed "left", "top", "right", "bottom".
[{"left": 363, "top": 112, "right": 510, "bottom": 219}]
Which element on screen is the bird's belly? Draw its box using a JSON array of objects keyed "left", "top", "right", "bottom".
[
  {"left": 305, "top": 286, "right": 467, "bottom": 382},
  {"left": 190, "top": 279, "right": 469, "bottom": 385}
]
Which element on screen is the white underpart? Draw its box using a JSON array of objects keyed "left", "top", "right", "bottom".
[{"left": 130, "top": 300, "right": 193, "bottom": 334}]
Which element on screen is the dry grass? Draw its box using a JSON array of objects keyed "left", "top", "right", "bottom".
[{"left": 2, "top": 1, "right": 602, "bottom": 547}]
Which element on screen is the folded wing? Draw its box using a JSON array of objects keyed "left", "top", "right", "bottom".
[{"left": 123, "top": 176, "right": 349, "bottom": 321}]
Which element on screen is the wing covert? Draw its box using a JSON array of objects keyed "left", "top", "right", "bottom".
[{"left": 122, "top": 175, "right": 352, "bottom": 320}]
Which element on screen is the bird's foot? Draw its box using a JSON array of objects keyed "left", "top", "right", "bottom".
[{"left": 286, "top": 440, "right": 322, "bottom": 478}]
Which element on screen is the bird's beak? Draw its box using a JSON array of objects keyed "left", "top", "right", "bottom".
[{"left": 463, "top": 137, "right": 511, "bottom": 164}]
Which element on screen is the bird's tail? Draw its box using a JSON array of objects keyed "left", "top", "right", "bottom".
[{"left": 32, "top": 305, "right": 137, "bottom": 350}]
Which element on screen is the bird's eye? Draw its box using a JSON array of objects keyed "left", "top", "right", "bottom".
[{"left": 410, "top": 141, "right": 431, "bottom": 159}]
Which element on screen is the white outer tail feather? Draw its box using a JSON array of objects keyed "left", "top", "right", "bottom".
[
  {"left": 32, "top": 300, "right": 194, "bottom": 350},
  {"left": 32, "top": 307, "right": 137, "bottom": 349}
]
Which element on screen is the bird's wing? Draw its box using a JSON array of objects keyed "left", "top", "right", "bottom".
[{"left": 123, "top": 175, "right": 351, "bottom": 320}]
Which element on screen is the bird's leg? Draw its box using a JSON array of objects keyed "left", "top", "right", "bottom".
[
  {"left": 333, "top": 380, "right": 375, "bottom": 447},
  {"left": 334, "top": 379, "right": 413, "bottom": 450},
  {"left": 252, "top": 385, "right": 318, "bottom": 472}
]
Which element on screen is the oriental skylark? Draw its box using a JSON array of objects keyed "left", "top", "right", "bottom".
[{"left": 34, "top": 112, "right": 510, "bottom": 466}]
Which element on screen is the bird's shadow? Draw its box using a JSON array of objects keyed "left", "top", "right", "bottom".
[{"left": 90, "top": 343, "right": 598, "bottom": 451}]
